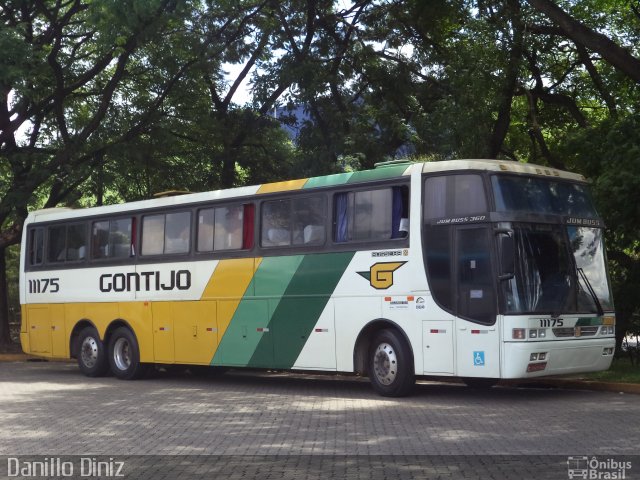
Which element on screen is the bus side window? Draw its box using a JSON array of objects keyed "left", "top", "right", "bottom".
[
  {"left": 48, "top": 226, "right": 67, "bottom": 263},
  {"left": 164, "top": 212, "right": 191, "bottom": 254},
  {"left": 92, "top": 218, "right": 133, "bottom": 259},
  {"left": 261, "top": 199, "right": 291, "bottom": 247},
  {"left": 142, "top": 215, "right": 166, "bottom": 255},
  {"left": 261, "top": 196, "right": 325, "bottom": 248},
  {"left": 293, "top": 196, "right": 326, "bottom": 245},
  {"left": 197, "top": 203, "right": 252, "bottom": 253},
  {"left": 334, "top": 186, "right": 408, "bottom": 243},
  {"left": 66, "top": 224, "right": 87, "bottom": 261},
  {"left": 92, "top": 221, "right": 110, "bottom": 258},
  {"left": 141, "top": 212, "right": 190, "bottom": 256},
  {"left": 28, "top": 228, "right": 44, "bottom": 266},
  {"left": 214, "top": 205, "right": 244, "bottom": 250}
]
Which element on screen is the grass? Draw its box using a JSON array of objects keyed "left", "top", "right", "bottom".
[{"left": 584, "top": 356, "right": 640, "bottom": 383}]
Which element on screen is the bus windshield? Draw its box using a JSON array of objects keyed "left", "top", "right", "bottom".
[
  {"left": 492, "top": 175, "right": 597, "bottom": 217},
  {"left": 501, "top": 224, "right": 613, "bottom": 315}
]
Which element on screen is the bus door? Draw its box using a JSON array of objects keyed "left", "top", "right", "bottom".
[{"left": 454, "top": 226, "right": 500, "bottom": 378}]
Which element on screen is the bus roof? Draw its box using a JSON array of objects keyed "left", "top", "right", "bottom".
[{"left": 26, "top": 159, "right": 586, "bottom": 223}]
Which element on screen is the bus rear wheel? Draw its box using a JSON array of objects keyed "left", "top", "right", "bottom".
[
  {"left": 368, "top": 329, "right": 415, "bottom": 397},
  {"left": 77, "top": 326, "right": 109, "bottom": 377},
  {"left": 107, "top": 327, "right": 148, "bottom": 380}
]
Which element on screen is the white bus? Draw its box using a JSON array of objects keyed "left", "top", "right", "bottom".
[{"left": 19, "top": 159, "right": 615, "bottom": 396}]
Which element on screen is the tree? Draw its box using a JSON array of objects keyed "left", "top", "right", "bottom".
[
  {"left": 527, "top": 0, "right": 640, "bottom": 82},
  {"left": 0, "top": 0, "right": 198, "bottom": 344}
]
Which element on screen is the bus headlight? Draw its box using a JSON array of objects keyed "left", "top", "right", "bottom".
[
  {"left": 512, "top": 328, "right": 526, "bottom": 340},
  {"left": 600, "top": 326, "right": 614, "bottom": 335},
  {"left": 528, "top": 328, "right": 546, "bottom": 339}
]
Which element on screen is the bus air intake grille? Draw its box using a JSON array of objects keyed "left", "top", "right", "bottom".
[
  {"left": 553, "top": 328, "right": 574, "bottom": 337},
  {"left": 553, "top": 326, "right": 599, "bottom": 338},
  {"left": 577, "top": 326, "right": 598, "bottom": 336}
]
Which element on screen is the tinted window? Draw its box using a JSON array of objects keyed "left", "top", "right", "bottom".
[
  {"left": 262, "top": 199, "right": 291, "bottom": 247},
  {"left": 198, "top": 205, "right": 245, "bottom": 252},
  {"left": 92, "top": 218, "right": 133, "bottom": 259},
  {"left": 28, "top": 228, "right": 44, "bottom": 266},
  {"left": 457, "top": 227, "right": 496, "bottom": 324},
  {"left": 142, "top": 212, "right": 191, "bottom": 256},
  {"left": 48, "top": 226, "right": 67, "bottom": 263},
  {"left": 47, "top": 224, "right": 87, "bottom": 263},
  {"left": 424, "top": 174, "right": 487, "bottom": 219},
  {"left": 492, "top": 175, "right": 597, "bottom": 216},
  {"left": 424, "top": 227, "right": 453, "bottom": 311},
  {"left": 261, "top": 196, "right": 326, "bottom": 247}
]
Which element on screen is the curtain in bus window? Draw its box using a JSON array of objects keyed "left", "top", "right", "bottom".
[
  {"left": 335, "top": 193, "right": 348, "bottom": 242},
  {"left": 243, "top": 204, "right": 254, "bottom": 249}
]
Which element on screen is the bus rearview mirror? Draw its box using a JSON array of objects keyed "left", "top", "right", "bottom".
[{"left": 498, "top": 233, "right": 515, "bottom": 280}]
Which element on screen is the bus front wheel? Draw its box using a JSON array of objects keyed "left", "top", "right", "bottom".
[
  {"left": 107, "top": 327, "right": 148, "bottom": 380},
  {"left": 77, "top": 327, "right": 109, "bottom": 377},
  {"left": 368, "top": 329, "right": 415, "bottom": 397}
]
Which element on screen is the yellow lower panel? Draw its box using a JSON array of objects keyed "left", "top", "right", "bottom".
[{"left": 22, "top": 297, "right": 233, "bottom": 366}]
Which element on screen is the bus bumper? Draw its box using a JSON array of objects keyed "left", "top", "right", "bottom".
[{"left": 502, "top": 338, "right": 616, "bottom": 379}]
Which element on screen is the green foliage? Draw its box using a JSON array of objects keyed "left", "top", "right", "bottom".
[
  {"left": 3, "top": 0, "right": 640, "bottom": 345},
  {"left": 561, "top": 114, "right": 640, "bottom": 345}
]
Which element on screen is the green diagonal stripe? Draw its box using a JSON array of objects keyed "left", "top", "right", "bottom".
[
  {"left": 249, "top": 252, "right": 355, "bottom": 368},
  {"left": 212, "top": 255, "right": 303, "bottom": 366}
]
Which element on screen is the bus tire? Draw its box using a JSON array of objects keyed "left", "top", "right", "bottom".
[
  {"left": 369, "top": 329, "right": 415, "bottom": 397},
  {"left": 77, "top": 326, "right": 109, "bottom": 377},
  {"left": 107, "top": 327, "right": 148, "bottom": 380}
]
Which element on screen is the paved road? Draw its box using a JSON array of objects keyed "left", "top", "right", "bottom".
[{"left": 1, "top": 361, "right": 638, "bottom": 478}]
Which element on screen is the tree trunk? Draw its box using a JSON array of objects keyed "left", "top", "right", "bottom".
[
  {"left": 527, "top": 0, "right": 640, "bottom": 83},
  {"left": 489, "top": 0, "right": 524, "bottom": 158},
  {"left": 220, "top": 155, "right": 236, "bottom": 189},
  {"left": 0, "top": 247, "right": 12, "bottom": 345}
]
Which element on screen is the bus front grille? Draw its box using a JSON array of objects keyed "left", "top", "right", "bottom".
[{"left": 553, "top": 326, "right": 599, "bottom": 338}]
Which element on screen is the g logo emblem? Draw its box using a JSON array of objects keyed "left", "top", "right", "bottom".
[{"left": 357, "top": 262, "right": 407, "bottom": 290}]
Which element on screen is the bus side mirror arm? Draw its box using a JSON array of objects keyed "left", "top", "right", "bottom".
[{"left": 496, "top": 230, "right": 515, "bottom": 280}]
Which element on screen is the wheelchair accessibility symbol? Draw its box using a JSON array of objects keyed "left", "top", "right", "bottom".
[{"left": 473, "top": 351, "right": 485, "bottom": 366}]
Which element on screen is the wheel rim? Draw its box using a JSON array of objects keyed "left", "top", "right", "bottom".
[
  {"left": 373, "top": 342, "right": 397, "bottom": 385},
  {"left": 113, "top": 337, "right": 132, "bottom": 371},
  {"left": 80, "top": 336, "right": 99, "bottom": 369}
]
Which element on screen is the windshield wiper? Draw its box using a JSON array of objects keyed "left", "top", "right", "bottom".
[{"left": 577, "top": 267, "right": 604, "bottom": 316}]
